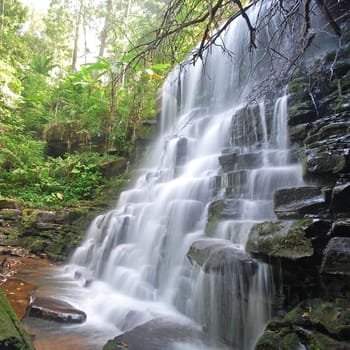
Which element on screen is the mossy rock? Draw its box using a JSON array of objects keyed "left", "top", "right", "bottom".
[
  {"left": 29, "top": 239, "right": 47, "bottom": 254},
  {"left": 256, "top": 302, "right": 350, "bottom": 350},
  {"left": 0, "top": 209, "right": 22, "bottom": 221},
  {"left": 256, "top": 324, "right": 350, "bottom": 350},
  {"left": 21, "top": 209, "right": 40, "bottom": 230},
  {"left": 284, "top": 298, "right": 350, "bottom": 340},
  {"left": 247, "top": 219, "right": 314, "bottom": 260},
  {"left": 254, "top": 322, "right": 302, "bottom": 350},
  {"left": 288, "top": 100, "right": 316, "bottom": 126},
  {"left": 288, "top": 74, "right": 309, "bottom": 99},
  {"left": 0, "top": 199, "right": 23, "bottom": 210},
  {"left": 205, "top": 200, "right": 225, "bottom": 235},
  {"left": 0, "top": 289, "right": 34, "bottom": 349},
  {"left": 45, "top": 232, "right": 82, "bottom": 262}
]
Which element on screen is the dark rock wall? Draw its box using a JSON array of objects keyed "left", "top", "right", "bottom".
[
  {"left": 187, "top": 12, "right": 350, "bottom": 350},
  {"left": 254, "top": 18, "right": 350, "bottom": 350}
]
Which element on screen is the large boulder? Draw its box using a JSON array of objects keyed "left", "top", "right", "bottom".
[
  {"left": 246, "top": 220, "right": 314, "bottom": 260},
  {"left": 0, "top": 289, "right": 34, "bottom": 349},
  {"left": 187, "top": 240, "right": 261, "bottom": 347},
  {"left": 102, "top": 318, "right": 225, "bottom": 350},
  {"left": 187, "top": 238, "right": 256, "bottom": 274},
  {"left": 331, "top": 218, "right": 350, "bottom": 237}
]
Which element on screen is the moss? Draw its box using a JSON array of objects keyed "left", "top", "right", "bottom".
[
  {"left": 284, "top": 299, "right": 350, "bottom": 341},
  {"left": 66, "top": 207, "right": 90, "bottom": 223},
  {"left": 0, "top": 209, "right": 21, "bottom": 221},
  {"left": 256, "top": 221, "right": 284, "bottom": 236},
  {"left": 310, "top": 300, "right": 350, "bottom": 338},
  {"left": 205, "top": 200, "right": 224, "bottom": 235},
  {"left": 254, "top": 328, "right": 301, "bottom": 350},
  {"left": 247, "top": 220, "right": 313, "bottom": 260},
  {"left": 0, "top": 289, "right": 34, "bottom": 349},
  {"left": 288, "top": 74, "right": 309, "bottom": 96},
  {"left": 29, "top": 239, "right": 46, "bottom": 254},
  {"left": 45, "top": 231, "right": 81, "bottom": 262},
  {"left": 21, "top": 209, "right": 38, "bottom": 229}
]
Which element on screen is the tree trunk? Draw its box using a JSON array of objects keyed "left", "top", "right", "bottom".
[
  {"left": 98, "top": 0, "right": 112, "bottom": 58},
  {"left": 71, "top": 0, "right": 83, "bottom": 72}
]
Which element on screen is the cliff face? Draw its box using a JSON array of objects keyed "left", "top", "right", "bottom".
[
  {"left": 187, "top": 17, "right": 350, "bottom": 350},
  {"left": 252, "top": 21, "right": 350, "bottom": 350}
]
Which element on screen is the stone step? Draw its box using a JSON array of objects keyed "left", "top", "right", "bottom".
[
  {"left": 274, "top": 186, "right": 328, "bottom": 219},
  {"left": 215, "top": 165, "right": 302, "bottom": 200},
  {"left": 218, "top": 149, "right": 292, "bottom": 172}
]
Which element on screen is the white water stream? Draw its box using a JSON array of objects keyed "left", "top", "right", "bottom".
[{"left": 30, "top": 1, "right": 338, "bottom": 349}]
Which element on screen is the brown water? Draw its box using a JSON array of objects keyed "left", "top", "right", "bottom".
[{"left": 0, "top": 256, "right": 99, "bottom": 350}]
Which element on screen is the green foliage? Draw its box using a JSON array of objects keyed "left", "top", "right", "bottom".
[
  {"left": 0, "top": 60, "right": 22, "bottom": 112},
  {"left": 0, "top": 152, "right": 108, "bottom": 208},
  {"left": 44, "top": 0, "right": 74, "bottom": 66},
  {"left": 48, "top": 65, "right": 109, "bottom": 137},
  {"left": 0, "top": 0, "right": 224, "bottom": 210}
]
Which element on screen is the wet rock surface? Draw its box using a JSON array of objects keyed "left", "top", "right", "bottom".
[
  {"left": 321, "top": 237, "right": 350, "bottom": 276},
  {"left": 0, "top": 288, "right": 34, "bottom": 349},
  {"left": 103, "top": 318, "right": 227, "bottom": 350},
  {"left": 255, "top": 24, "right": 350, "bottom": 349},
  {"left": 246, "top": 220, "right": 314, "bottom": 260},
  {"left": 29, "top": 296, "right": 87, "bottom": 323},
  {"left": 255, "top": 298, "right": 350, "bottom": 350},
  {"left": 273, "top": 186, "right": 327, "bottom": 219},
  {"left": 1, "top": 278, "right": 37, "bottom": 320},
  {"left": 187, "top": 238, "right": 256, "bottom": 273}
]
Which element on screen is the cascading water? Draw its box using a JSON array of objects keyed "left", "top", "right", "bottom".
[{"left": 43, "top": 1, "right": 336, "bottom": 349}]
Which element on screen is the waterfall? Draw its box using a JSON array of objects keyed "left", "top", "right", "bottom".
[{"left": 58, "top": 1, "right": 335, "bottom": 349}]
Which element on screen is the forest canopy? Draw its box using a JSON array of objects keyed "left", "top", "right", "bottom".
[{"left": 0, "top": 0, "right": 346, "bottom": 208}]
